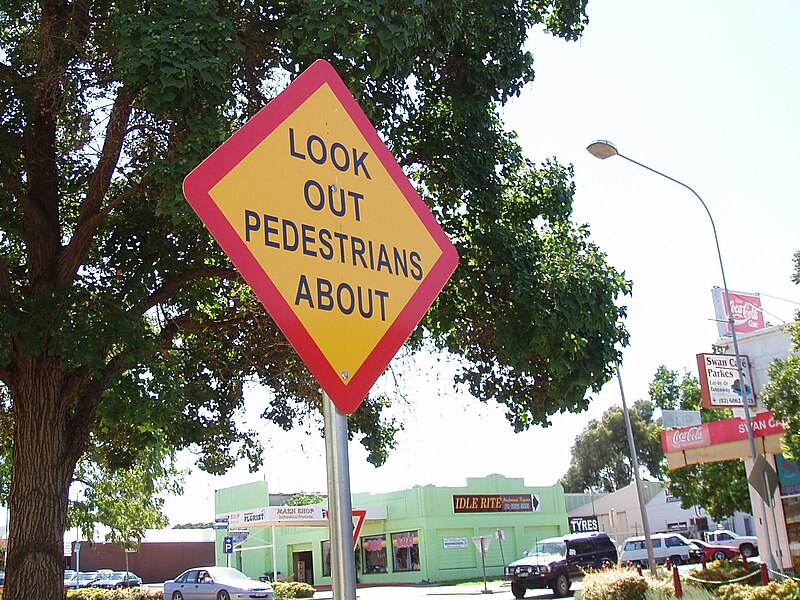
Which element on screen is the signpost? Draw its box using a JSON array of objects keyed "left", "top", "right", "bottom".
[
  {"left": 471, "top": 535, "right": 493, "bottom": 594},
  {"left": 496, "top": 529, "right": 506, "bottom": 568},
  {"left": 183, "top": 59, "right": 457, "bottom": 600}
]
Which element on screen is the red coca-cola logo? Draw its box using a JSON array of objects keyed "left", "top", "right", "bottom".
[{"left": 672, "top": 426, "right": 704, "bottom": 445}]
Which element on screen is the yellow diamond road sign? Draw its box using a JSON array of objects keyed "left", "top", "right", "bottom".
[{"left": 183, "top": 60, "right": 458, "bottom": 414}]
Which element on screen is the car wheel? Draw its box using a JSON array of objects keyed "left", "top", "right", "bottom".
[
  {"left": 171, "top": 593, "right": 183, "bottom": 600},
  {"left": 670, "top": 555, "right": 683, "bottom": 566},
  {"left": 740, "top": 544, "right": 756, "bottom": 558},
  {"left": 551, "top": 573, "right": 570, "bottom": 597},
  {"left": 712, "top": 550, "right": 727, "bottom": 561},
  {"left": 511, "top": 582, "right": 526, "bottom": 599},
  {"left": 217, "top": 590, "right": 231, "bottom": 600}
]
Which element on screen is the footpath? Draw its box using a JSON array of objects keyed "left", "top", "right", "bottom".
[{"left": 312, "top": 580, "right": 515, "bottom": 598}]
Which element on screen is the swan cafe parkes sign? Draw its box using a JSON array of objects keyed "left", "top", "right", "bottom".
[{"left": 183, "top": 60, "right": 458, "bottom": 414}]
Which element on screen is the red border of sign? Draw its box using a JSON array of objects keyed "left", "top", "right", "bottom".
[
  {"left": 183, "top": 60, "right": 458, "bottom": 414},
  {"left": 351, "top": 509, "right": 367, "bottom": 550}
]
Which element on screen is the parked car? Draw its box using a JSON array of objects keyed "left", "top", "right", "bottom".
[
  {"left": 162, "top": 567, "right": 273, "bottom": 600},
  {"left": 690, "top": 539, "right": 741, "bottom": 562},
  {"left": 504, "top": 531, "right": 618, "bottom": 598},
  {"left": 92, "top": 571, "right": 143, "bottom": 589},
  {"left": 64, "top": 571, "right": 99, "bottom": 589},
  {"left": 619, "top": 533, "right": 702, "bottom": 566},
  {"left": 703, "top": 529, "right": 758, "bottom": 558}
]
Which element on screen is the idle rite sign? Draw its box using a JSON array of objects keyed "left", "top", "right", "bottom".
[
  {"left": 452, "top": 494, "right": 540, "bottom": 513},
  {"left": 183, "top": 60, "right": 458, "bottom": 413}
]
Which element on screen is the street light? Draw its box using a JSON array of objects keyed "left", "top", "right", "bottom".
[
  {"left": 586, "top": 139, "right": 775, "bottom": 571},
  {"left": 617, "top": 366, "right": 657, "bottom": 575}
]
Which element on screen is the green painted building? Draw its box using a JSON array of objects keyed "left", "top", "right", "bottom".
[{"left": 214, "top": 474, "right": 569, "bottom": 586}]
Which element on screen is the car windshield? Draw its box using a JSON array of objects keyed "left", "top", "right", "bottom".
[
  {"left": 210, "top": 568, "right": 250, "bottom": 581},
  {"left": 528, "top": 541, "right": 566, "bottom": 557},
  {"left": 78, "top": 573, "right": 98, "bottom": 581}
]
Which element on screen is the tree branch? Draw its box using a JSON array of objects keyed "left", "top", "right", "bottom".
[
  {"left": 0, "top": 257, "right": 11, "bottom": 304},
  {"left": 0, "top": 169, "right": 32, "bottom": 209},
  {"left": 140, "top": 266, "right": 243, "bottom": 314},
  {"left": 58, "top": 89, "right": 134, "bottom": 284},
  {"left": 24, "top": 0, "right": 79, "bottom": 285}
]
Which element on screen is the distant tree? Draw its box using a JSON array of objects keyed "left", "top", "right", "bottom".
[
  {"left": 649, "top": 366, "right": 749, "bottom": 520},
  {"left": 173, "top": 523, "right": 213, "bottom": 530},
  {"left": 560, "top": 400, "right": 664, "bottom": 493},
  {"left": 764, "top": 251, "right": 800, "bottom": 459},
  {"left": 287, "top": 493, "right": 326, "bottom": 506},
  {"left": 68, "top": 443, "right": 177, "bottom": 544}
]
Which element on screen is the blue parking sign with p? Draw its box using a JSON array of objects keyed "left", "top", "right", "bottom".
[{"left": 223, "top": 536, "right": 234, "bottom": 554}]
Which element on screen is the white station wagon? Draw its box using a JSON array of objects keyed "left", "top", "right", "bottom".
[{"left": 619, "top": 532, "right": 702, "bottom": 566}]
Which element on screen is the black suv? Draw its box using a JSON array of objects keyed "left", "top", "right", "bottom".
[{"left": 504, "top": 531, "right": 617, "bottom": 598}]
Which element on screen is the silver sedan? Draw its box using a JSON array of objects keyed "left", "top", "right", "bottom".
[{"left": 162, "top": 567, "right": 273, "bottom": 600}]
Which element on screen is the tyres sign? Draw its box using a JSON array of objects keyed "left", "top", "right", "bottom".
[{"left": 569, "top": 516, "right": 599, "bottom": 533}]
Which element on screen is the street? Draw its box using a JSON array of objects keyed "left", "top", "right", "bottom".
[{"left": 311, "top": 580, "right": 583, "bottom": 599}]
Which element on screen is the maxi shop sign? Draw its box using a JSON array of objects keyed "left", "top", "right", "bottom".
[{"left": 183, "top": 60, "right": 458, "bottom": 414}]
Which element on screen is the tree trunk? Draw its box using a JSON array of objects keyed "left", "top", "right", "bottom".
[{"left": 5, "top": 358, "right": 79, "bottom": 600}]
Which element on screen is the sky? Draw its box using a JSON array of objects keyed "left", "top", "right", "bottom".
[{"left": 161, "top": 0, "right": 800, "bottom": 526}]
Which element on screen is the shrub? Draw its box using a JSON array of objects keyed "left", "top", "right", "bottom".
[
  {"left": 272, "top": 581, "right": 315, "bottom": 599},
  {"left": 580, "top": 567, "right": 650, "bottom": 600},
  {"left": 580, "top": 566, "right": 713, "bottom": 600},
  {"left": 687, "top": 559, "right": 761, "bottom": 593},
  {"left": 66, "top": 588, "right": 162, "bottom": 600},
  {"left": 716, "top": 578, "right": 800, "bottom": 600}
]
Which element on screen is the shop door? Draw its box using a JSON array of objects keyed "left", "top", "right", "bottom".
[{"left": 293, "top": 551, "right": 314, "bottom": 585}]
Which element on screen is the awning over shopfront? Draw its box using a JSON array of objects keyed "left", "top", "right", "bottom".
[
  {"left": 215, "top": 505, "right": 387, "bottom": 529},
  {"left": 662, "top": 411, "right": 785, "bottom": 469}
]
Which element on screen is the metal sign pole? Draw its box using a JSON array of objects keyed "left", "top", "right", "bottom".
[
  {"left": 479, "top": 537, "right": 488, "bottom": 593},
  {"left": 323, "top": 391, "right": 357, "bottom": 599}
]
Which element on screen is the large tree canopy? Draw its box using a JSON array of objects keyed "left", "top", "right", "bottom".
[
  {"left": 560, "top": 366, "right": 751, "bottom": 522},
  {"left": 559, "top": 398, "right": 664, "bottom": 493},
  {"left": 0, "top": 1, "right": 632, "bottom": 598},
  {"left": 649, "top": 366, "right": 749, "bottom": 521},
  {"left": 765, "top": 251, "right": 800, "bottom": 459}
]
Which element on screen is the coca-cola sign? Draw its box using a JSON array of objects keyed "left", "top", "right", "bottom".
[
  {"left": 712, "top": 287, "right": 765, "bottom": 335},
  {"left": 662, "top": 411, "right": 785, "bottom": 455},
  {"left": 663, "top": 423, "right": 709, "bottom": 452}
]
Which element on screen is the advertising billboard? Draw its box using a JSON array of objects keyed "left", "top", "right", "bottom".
[
  {"left": 712, "top": 287, "right": 765, "bottom": 336},
  {"left": 696, "top": 353, "right": 756, "bottom": 408}
]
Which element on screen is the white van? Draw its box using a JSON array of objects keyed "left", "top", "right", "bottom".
[{"left": 619, "top": 533, "right": 701, "bottom": 566}]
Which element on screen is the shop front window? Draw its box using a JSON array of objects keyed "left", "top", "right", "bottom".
[
  {"left": 391, "top": 531, "right": 420, "bottom": 572},
  {"left": 322, "top": 540, "right": 331, "bottom": 577},
  {"left": 361, "top": 534, "right": 388, "bottom": 574}
]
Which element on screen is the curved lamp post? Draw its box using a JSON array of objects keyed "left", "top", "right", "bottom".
[
  {"left": 616, "top": 366, "right": 658, "bottom": 574},
  {"left": 586, "top": 139, "right": 775, "bottom": 572}
]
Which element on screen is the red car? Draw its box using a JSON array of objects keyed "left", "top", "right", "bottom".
[{"left": 691, "top": 539, "right": 741, "bottom": 562}]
